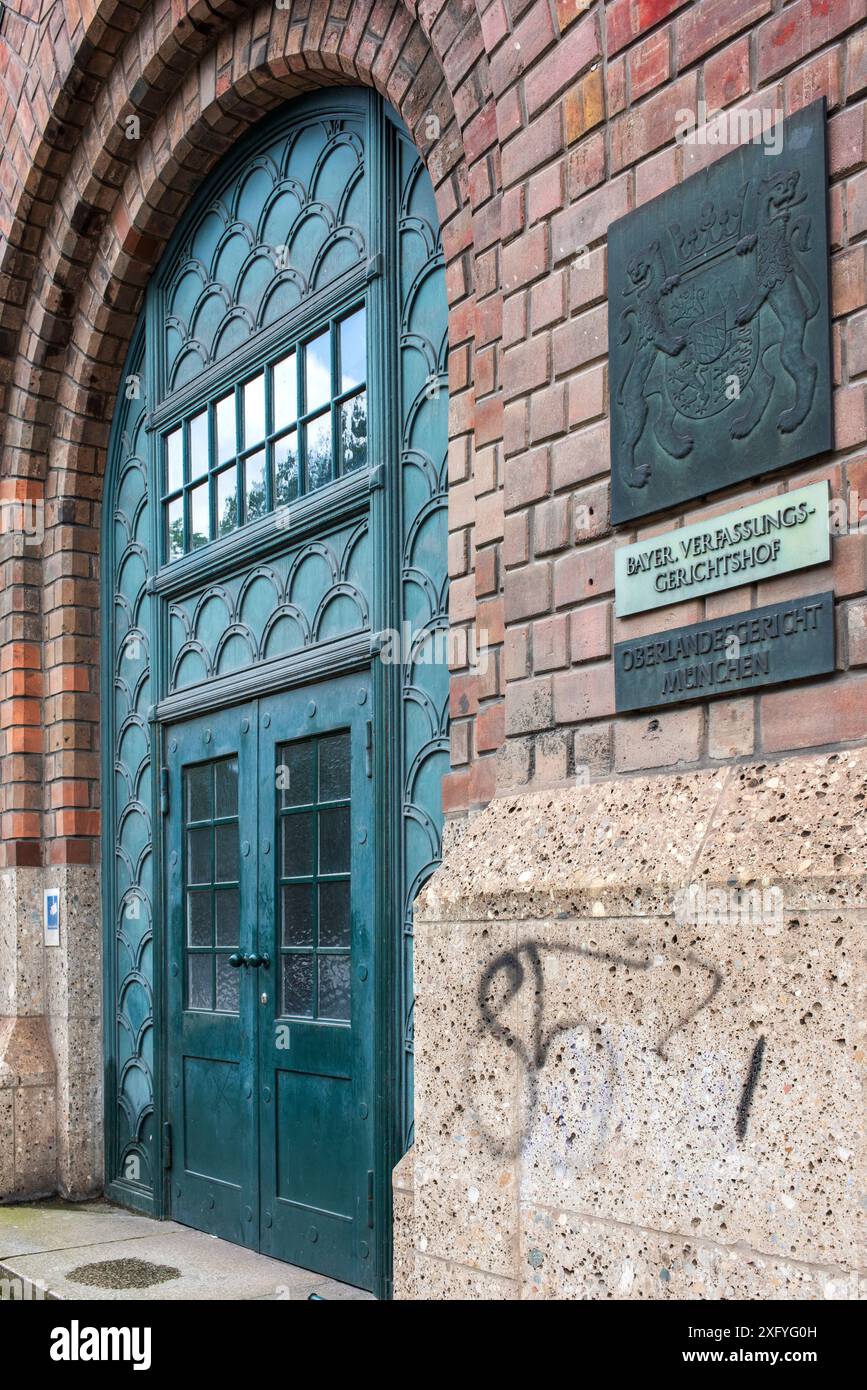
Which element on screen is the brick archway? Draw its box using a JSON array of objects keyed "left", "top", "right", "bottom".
[
  {"left": 0, "top": 0, "right": 506, "bottom": 1200},
  {"left": 0, "top": 0, "right": 503, "bottom": 876}
]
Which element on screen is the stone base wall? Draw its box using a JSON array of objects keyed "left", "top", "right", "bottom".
[
  {"left": 394, "top": 750, "right": 866, "bottom": 1299},
  {"left": 0, "top": 1014, "right": 56, "bottom": 1201},
  {"left": 0, "top": 865, "right": 102, "bottom": 1202}
]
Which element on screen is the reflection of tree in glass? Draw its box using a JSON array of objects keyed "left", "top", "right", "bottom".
[
  {"left": 342, "top": 392, "right": 368, "bottom": 473},
  {"left": 247, "top": 478, "right": 267, "bottom": 521},
  {"left": 168, "top": 514, "right": 185, "bottom": 558},
  {"left": 218, "top": 491, "right": 238, "bottom": 536},
  {"left": 275, "top": 437, "right": 298, "bottom": 505}
]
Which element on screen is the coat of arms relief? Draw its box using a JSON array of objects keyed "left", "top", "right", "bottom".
[{"left": 609, "top": 100, "right": 832, "bottom": 525}]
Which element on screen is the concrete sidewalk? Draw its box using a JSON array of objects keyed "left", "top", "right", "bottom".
[{"left": 0, "top": 1199, "right": 374, "bottom": 1300}]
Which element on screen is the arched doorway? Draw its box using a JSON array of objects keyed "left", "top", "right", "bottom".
[{"left": 101, "top": 88, "right": 448, "bottom": 1297}]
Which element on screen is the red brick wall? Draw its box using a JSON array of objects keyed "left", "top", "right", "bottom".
[
  {"left": 494, "top": 0, "right": 867, "bottom": 794},
  {"left": 0, "top": 0, "right": 865, "bottom": 867},
  {"left": 0, "top": 0, "right": 493, "bottom": 866}
]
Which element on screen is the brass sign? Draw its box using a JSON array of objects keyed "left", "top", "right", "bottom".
[
  {"left": 614, "top": 592, "right": 835, "bottom": 712},
  {"left": 615, "top": 482, "right": 830, "bottom": 616}
]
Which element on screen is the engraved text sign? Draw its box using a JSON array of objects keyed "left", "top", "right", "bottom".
[
  {"left": 614, "top": 591, "right": 835, "bottom": 712},
  {"left": 615, "top": 481, "right": 830, "bottom": 616}
]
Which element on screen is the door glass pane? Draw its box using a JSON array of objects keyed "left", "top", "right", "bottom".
[
  {"left": 282, "top": 953, "right": 314, "bottom": 1017},
  {"left": 340, "top": 307, "right": 366, "bottom": 391},
  {"left": 277, "top": 727, "right": 355, "bottom": 1023},
  {"left": 319, "top": 880, "right": 350, "bottom": 948},
  {"left": 188, "top": 954, "right": 213, "bottom": 1011},
  {"left": 187, "top": 827, "right": 212, "bottom": 885},
  {"left": 274, "top": 431, "right": 298, "bottom": 507},
  {"left": 245, "top": 449, "right": 267, "bottom": 521},
  {"left": 216, "top": 955, "right": 240, "bottom": 1013},
  {"left": 305, "top": 329, "right": 331, "bottom": 412},
  {"left": 282, "top": 884, "right": 314, "bottom": 947},
  {"left": 190, "top": 481, "right": 209, "bottom": 550},
  {"left": 244, "top": 373, "right": 266, "bottom": 447},
  {"left": 214, "top": 757, "right": 238, "bottom": 818},
  {"left": 318, "top": 954, "right": 350, "bottom": 1021},
  {"left": 183, "top": 754, "right": 241, "bottom": 1014},
  {"left": 318, "top": 732, "right": 350, "bottom": 801},
  {"left": 215, "top": 888, "right": 240, "bottom": 946},
  {"left": 189, "top": 410, "right": 209, "bottom": 479},
  {"left": 319, "top": 806, "right": 350, "bottom": 873},
  {"left": 306, "top": 411, "right": 332, "bottom": 491},
  {"left": 186, "top": 763, "right": 213, "bottom": 821},
  {"left": 273, "top": 352, "right": 297, "bottom": 431},
  {"left": 282, "top": 812, "right": 313, "bottom": 877},
  {"left": 215, "top": 823, "right": 239, "bottom": 883},
  {"left": 187, "top": 891, "right": 212, "bottom": 947},
  {"left": 216, "top": 393, "right": 235, "bottom": 463},
  {"left": 277, "top": 740, "right": 314, "bottom": 807}
]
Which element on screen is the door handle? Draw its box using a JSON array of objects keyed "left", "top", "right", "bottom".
[
  {"left": 228, "top": 952, "right": 246, "bottom": 969},
  {"left": 245, "top": 952, "right": 270, "bottom": 970}
]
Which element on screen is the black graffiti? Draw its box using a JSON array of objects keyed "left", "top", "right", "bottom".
[
  {"left": 475, "top": 938, "right": 723, "bottom": 1157},
  {"left": 735, "top": 1034, "right": 766, "bottom": 1141}
]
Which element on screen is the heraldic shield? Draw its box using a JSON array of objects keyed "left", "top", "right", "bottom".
[{"left": 607, "top": 98, "right": 832, "bottom": 525}]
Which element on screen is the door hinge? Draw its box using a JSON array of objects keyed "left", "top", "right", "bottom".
[
  {"left": 160, "top": 767, "right": 169, "bottom": 815},
  {"left": 367, "top": 1170, "right": 375, "bottom": 1228},
  {"left": 163, "top": 1122, "right": 172, "bottom": 1169},
  {"left": 364, "top": 720, "right": 373, "bottom": 778}
]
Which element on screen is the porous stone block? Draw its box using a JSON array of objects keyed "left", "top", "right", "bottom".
[
  {"left": 43, "top": 865, "right": 102, "bottom": 1199},
  {"left": 401, "top": 749, "right": 867, "bottom": 1299},
  {"left": 414, "top": 1253, "right": 517, "bottom": 1300},
  {"left": 13, "top": 1085, "right": 56, "bottom": 1199},
  {"left": 520, "top": 1208, "right": 864, "bottom": 1301},
  {"left": 0, "top": 866, "right": 45, "bottom": 1016},
  {"left": 693, "top": 755, "right": 867, "bottom": 910},
  {"left": 413, "top": 919, "right": 520, "bottom": 1277},
  {"left": 392, "top": 1161, "right": 417, "bottom": 1302},
  {"left": 0, "top": 1090, "right": 13, "bottom": 1194},
  {"left": 510, "top": 912, "right": 863, "bottom": 1266},
  {"left": 0, "top": 862, "right": 102, "bottom": 1202},
  {"left": 416, "top": 766, "right": 731, "bottom": 922}
]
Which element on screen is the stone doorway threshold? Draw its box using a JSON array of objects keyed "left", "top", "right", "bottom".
[{"left": 0, "top": 1199, "right": 375, "bottom": 1300}]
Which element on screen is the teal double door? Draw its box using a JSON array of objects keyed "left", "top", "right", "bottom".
[{"left": 164, "top": 672, "right": 376, "bottom": 1290}]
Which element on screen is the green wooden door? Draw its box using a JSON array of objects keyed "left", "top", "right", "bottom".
[
  {"left": 257, "top": 674, "right": 374, "bottom": 1285},
  {"left": 165, "top": 673, "right": 375, "bottom": 1289},
  {"left": 104, "top": 94, "right": 449, "bottom": 1297},
  {"left": 165, "top": 703, "right": 259, "bottom": 1247}
]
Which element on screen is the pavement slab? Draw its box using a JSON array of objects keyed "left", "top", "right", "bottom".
[{"left": 0, "top": 1199, "right": 374, "bottom": 1301}]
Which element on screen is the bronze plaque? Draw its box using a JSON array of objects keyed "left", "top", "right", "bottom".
[
  {"left": 614, "top": 591, "right": 835, "bottom": 713},
  {"left": 609, "top": 99, "right": 832, "bottom": 525}
]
